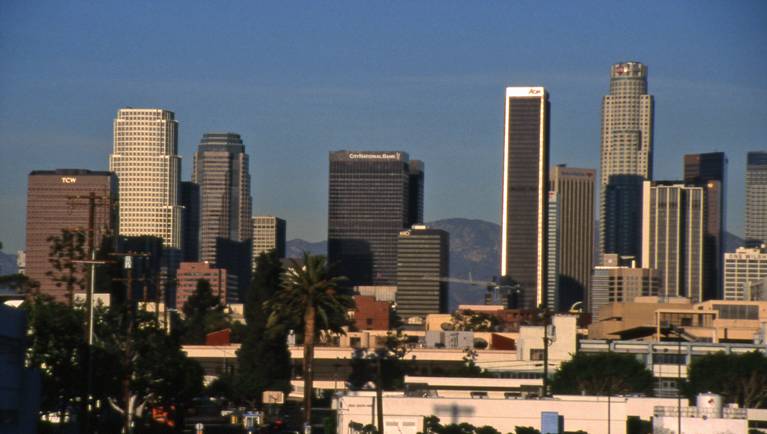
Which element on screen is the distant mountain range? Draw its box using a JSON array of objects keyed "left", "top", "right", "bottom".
[
  {"left": 286, "top": 218, "right": 499, "bottom": 309},
  {"left": 287, "top": 220, "right": 749, "bottom": 310}
]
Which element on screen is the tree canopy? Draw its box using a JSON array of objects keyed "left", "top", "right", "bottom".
[
  {"left": 235, "top": 250, "right": 292, "bottom": 405},
  {"left": 550, "top": 352, "right": 654, "bottom": 396},
  {"left": 180, "top": 278, "right": 230, "bottom": 344},
  {"left": 685, "top": 351, "right": 767, "bottom": 408}
]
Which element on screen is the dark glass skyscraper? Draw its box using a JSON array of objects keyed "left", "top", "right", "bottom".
[
  {"left": 501, "top": 87, "right": 549, "bottom": 310},
  {"left": 180, "top": 181, "right": 200, "bottom": 262},
  {"left": 396, "top": 225, "right": 449, "bottom": 319},
  {"left": 684, "top": 152, "right": 727, "bottom": 299},
  {"left": 746, "top": 151, "right": 767, "bottom": 248},
  {"left": 328, "top": 151, "right": 423, "bottom": 286}
]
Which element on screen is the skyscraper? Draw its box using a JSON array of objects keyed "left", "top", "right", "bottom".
[
  {"left": 193, "top": 133, "right": 253, "bottom": 262},
  {"left": 25, "top": 169, "right": 117, "bottom": 302},
  {"left": 180, "top": 181, "right": 200, "bottom": 262},
  {"left": 684, "top": 152, "right": 727, "bottom": 300},
  {"left": 642, "top": 181, "right": 705, "bottom": 302},
  {"left": 110, "top": 108, "right": 183, "bottom": 251},
  {"left": 328, "top": 151, "right": 423, "bottom": 286},
  {"left": 599, "top": 62, "right": 654, "bottom": 261},
  {"left": 501, "top": 86, "right": 549, "bottom": 309},
  {"left": 396, "top": 225, "right": 449, "bottom": 319},
  {"left": 546, "top": 191, "right": 559, "bottom": 311},
  {"left": 745, "top": 151, "right": 767, "bottom": 247},
  {"left": 252, "top": 216, "right": 286, "bottom": 267},
  {"left": 549, "top": 165, "right": 595, "bottom": 311}
]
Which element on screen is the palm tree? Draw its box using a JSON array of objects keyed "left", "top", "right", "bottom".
[{"left": 265, "top": 252, "right": 352, "bottom": 425}]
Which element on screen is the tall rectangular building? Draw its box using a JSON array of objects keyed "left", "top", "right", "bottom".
[
  {"left": 684, "top": 152, "right": 727, "bottom": 300},
  {"left": 642, "top": 181, "right": 705, "bottom": 302},
  {"left": 723, "top": 247, "right": 767, "bottom": 301},
  {"left": 109, "top": 108, "right": 183, "bottom": 250},
  {"left": 501, "top": 86, "right": 549, "bottom": 309},
  {"left": 328, "top": 151, "right": 423, "bottom": 286},
  {"left": 396, "top": 225, "right": 449, "bottom": 319},
  {"left": 252, "top": 216, "right": 286, "bottom": 267},
  {"left": 549, "top": 165, "right": 596, "bottom": 311},
  {"left": 192, "top": 133, "right": 253, "bottom": 263},
  {"left": 25, "top": 169, "right": 117, "bottom": 302},
  {"left": 181, "top": 181, "right": 200, "bottom": 262},
  {"left": 546, "top": 191, "right": 559, "bottom": 311},
  {"left": 745, "top": 151, "right": 767, "bottom": 247},
  {"left": 599, "top": 62, "right": 654, "bottom": 261}
]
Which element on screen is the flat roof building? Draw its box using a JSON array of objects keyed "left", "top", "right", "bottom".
[
  {"left": 25, "top": 169, "right": 117, "bottom": 302},
  {"left": 724, "top": 246, "right": 767, "bottom": 301},
  {"left": 328, "top": 151, "right": 423, "bottom": 286},
  {"left": 176, "top": 261, "right": 231, "bottom": 309},
  {"left": 396, "top": 225, "right": 449, "bottom": 320},
  {"left": 746, "top": 151, "right": 767, "bottom": 247},
  {"left": 501, "top": 87, "right": 550, "bottom": 309},
  {"left": 252, "top": 216, "right": 286, "bottom": 268}
]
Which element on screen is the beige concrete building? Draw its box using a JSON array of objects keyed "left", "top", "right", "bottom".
[
  {"left": 109, "top": 108, "right": 183, "bottom": 249},
  {"left": 723, "top": 246, "right": 767, "bottom": 300},
  {"left": 251, "top": 216, "right": 286, "bottom": 269},
  {"left": 589, "top": 296, "right": 767, "bottom": 343},
  {"left": 590, "top": 254, "right": 660, "bottom": 318}
]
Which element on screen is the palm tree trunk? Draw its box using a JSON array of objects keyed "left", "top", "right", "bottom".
[{"left": 303, "top": 304, "right": 316, "bottom": 426}]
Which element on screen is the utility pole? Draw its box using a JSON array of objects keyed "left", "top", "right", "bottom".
[
  {"left": 110, "top": 251, "right": 151, "bottom": 434},
  {"left": 67, "top": 192, "right": 108, "bottom": 434},
  {"left": 376, "top": 352, "right": 384, "bottom": 434}
]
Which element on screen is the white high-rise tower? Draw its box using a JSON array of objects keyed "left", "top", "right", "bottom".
[{"left": 109, "top": 108, "right": 183, "bottom": 249}]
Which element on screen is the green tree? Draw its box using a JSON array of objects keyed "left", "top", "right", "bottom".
[
  {"left": 685, "top": 351, "right": 767, "bottom": 408},
  {"left": 46, "top": 229, "right": 88, "bottom": 304},
  {"left": 181, "top": 278, "right": 229, "bottom": 344},
  {"left": 98, "top": 305, "right": 203, "bottom": 433},
  {"left": 265, "top": 252, "right": 353, "bottom": 425},
  {"left": 514, "top": 427, "right": 540, "bottom": 434},
  {"left": 449, "top": 310, "right": 500, "bottom": 332},
  {"left": 236, "top": 250, "right": 291, "bottom": 405},
  {"left": 550, "top": 352, "right": 653, "bottom": 396},
  {"left": 24, "top": 294, "right": 87, "bottom": 423}
]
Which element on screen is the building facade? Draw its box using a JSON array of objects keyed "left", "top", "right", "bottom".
[
  {"left": 546, "top": 191, "right": 559, "bottom": 311},
  {"left": 590, "top": 254, "right": 660, "bottom": 318},
  {"left": 549, "top": 165, "right": 595, "bottom": 310},
  {"left": 109, "top": 108, "right": 182, "bottom": 250},
  {"left": 396, "top": 225, "right": 449, "bottom": 319},
  {"left": 180, "top": 181, "right": 200, "bottom": 262},
  {"left": 641, "top": 181, "right": 705, "bottom": 302},
  {"left": 723, "top": 246, "right": 767, "bottom": 300},
  {"left": 252, "top": 216, "right": 286, "bottom": 267},
  {"left": 192, "top": 133, "right": 252, "bottom": 263},
  {"left": 328, "top": 151, "right": 423, "bottom": 286},
  {"left": 745, "top": 151, "right": 767, "bottom": 247},
  {"left": 684, "top": 152, "right": 727, "bottom": 300},
  {"left": 501, "top": 86, "right": 549, "bottom": 310},
  {"left": 176, "top": 261, "right": 231, "bottom": 309},
  {"left": 599, "top": 62, "right": 654, "bottom": 261},
  {"left": 25, "top": 169, "right": 117, "bottom": 301}
]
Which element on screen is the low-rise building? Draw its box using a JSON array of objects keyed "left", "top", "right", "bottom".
[
  {"left": 176, "top": 261, "right": 232, "bottom": 309},
  {"left": 335, "top": 391, "right": 679, "bottom": 434}
]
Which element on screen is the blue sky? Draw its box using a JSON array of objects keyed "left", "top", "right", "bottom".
[{"left": 1, "top": 1, "right": 766, "bottom": 253}]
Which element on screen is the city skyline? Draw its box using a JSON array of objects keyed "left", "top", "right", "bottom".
[{"left": 1, "top": 2, "right": 766, "bottom": 253}]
